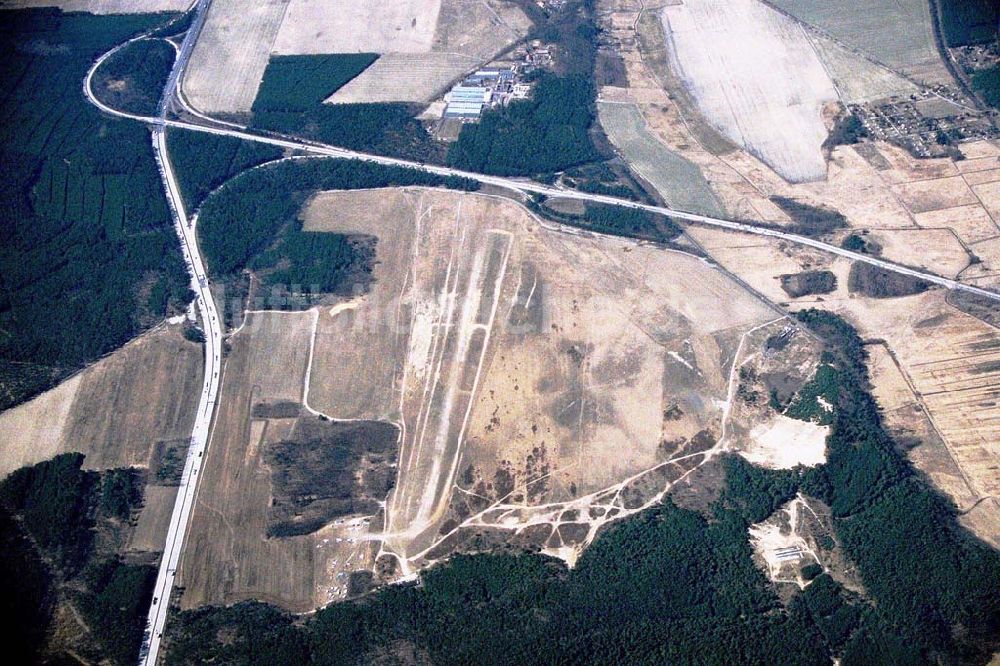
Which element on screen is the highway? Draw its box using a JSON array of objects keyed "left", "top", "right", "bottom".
[
  {"left": 86, "top": 6, "right": 999, "bottom": 661},
  {"left": 136, "top": 2, "right": 218, "bottom": 665},
  {"left": 84, "top": 59, "right": 1000, "bottom": 304}
]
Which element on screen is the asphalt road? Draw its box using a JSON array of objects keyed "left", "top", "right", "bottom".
[
  {"left": 84, "top": 66, "right": 1000, "bottom": 304},
  {"left": 138, "top": 128, "right": 223, "bottom": 666},
  {"left": 134, "top": 3, "right": 218, "bottom": 665},
  {"left": 81, "top": 8, "right": 999, "bottom": 663}
]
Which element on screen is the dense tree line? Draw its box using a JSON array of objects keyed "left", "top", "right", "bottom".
[
  {"left": 795, "top": 309, "right": 1000, "bottom": 663},
  {"left": 971, "top": 66, "right": 1000, "bottom": 108},
  {"left": 253, "top": 102, "right": 445, "bottom": 164},
  {"left": 166, "top": 129, "right": 283, "bottom": 210},
  {"left": 447, "top": 73, "right": 599, "bottom": 175},
  {"left": 249, "top": 54, "right": 441, "bottom": 162},
  {"left": 163, "top": 311, "right": 1000, "bottom": 665},
  {"left": 0, "top": 9, "right": 191, "bottom": 411},
  {"left": 0, "top": 453, "right": 155, "bottom": 664},
  {"left": 252, "top": 54, "right": 378, "bottom": 113},
  {"left": 197, "top": 158, "right": 477, "bottom": 295},
  {"left": 446, "top": 0, "right": 603, "bottom": 176},
  {"left": 939, "top": 0, "right": 998, "bottom": 46},
  {"left": 91, "top": 37, "right": 175, "bottom": 116}
]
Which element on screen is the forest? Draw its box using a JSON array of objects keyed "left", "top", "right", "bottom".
[
  {"left": 0, "top": 454, "right": 155, "bottom": 664},
  {"left": 166, "top": 129, "right": 283, "bottom": 210},
  {"left": 196, "top": 158, "right": 477, "bottom": 298},
  {"left": 0, "top": 9, "right": 191, "bottom": 411},
  {"left": 446, "top": 0, "right": 602, "bottom": 176},
  {"left": 91, "top": 37, "right": 174, "bottom": 116},
  {"left": 162, "top": 312, "right": 1000, "bottom": 665},
  {"left": 939, "top": 0, "right": 999, "bottom": 46},
  {"left": 250, "top": 54, "right": 441, "bottom": 162},
  {"left": 446, "top": 73, "right": 599, "bottom": 175},
  {"left": 252, "top": 54, "right": 378, "bottom": 113}
]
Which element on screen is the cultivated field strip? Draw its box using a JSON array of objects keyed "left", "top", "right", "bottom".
[
  {"left": 182, "top": 0, "right": 290, "bottom": 113},
  {"left": 661, "top": 0, "right": 838, "bottom": 182}
]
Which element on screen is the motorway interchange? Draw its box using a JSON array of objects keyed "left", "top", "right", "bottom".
[{"left": 81, "top": 4, "right": 1000, "bottom": 665}]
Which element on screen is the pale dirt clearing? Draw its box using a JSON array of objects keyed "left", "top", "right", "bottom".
[
  {"left": 299, "top": 187, "right": 788, "bottom": 574},
  {"left": 0, "top": 326, "right": 202, "bottom": 477},
  {"left": 272, "top": 0, "right": 441, "bottom": 55},
  {"left": 864, "top": 228, "right": 970, "bottom": 279},
  {"left": 742, "top": 415, "right": 829, "bottom": 469},
  {"left": 891, "top": 176, "right": 979, "bottom": 214},
  {"left": 326, "top": 53, "right": 477, "bottom": 104},
  {"left": 749, "top": 496, "right": 822, "bottom": 588},
  {"left": 765, "top": 0, "right": 950, "bottom": 84},
  {"left": 1, "top": 0, "right": 189, "bottom": 12},
  {"left": 597, "top": 100, "right": 722, "bottom": 216},
  {"left": 914, "top": 205, "right": 1000, "bottom": 245},
  {"left": 661, "top": 0, "right": 838, "bottom": 182},
  {"left": 182, "top": 0, "right": 289, "bottom": 114},
  {"left": 666, "top": 216, "right": 999, "bottom": 546},
  {"left": 971, "top": 180, "right": 1000, "bottom": 226},
  {"left": 0, "top": 374, "right": 81, "bottom": 478}
]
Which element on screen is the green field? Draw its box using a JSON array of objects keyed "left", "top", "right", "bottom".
[{"left": 0, "top": 9, "right": 190, "bottom": 411}]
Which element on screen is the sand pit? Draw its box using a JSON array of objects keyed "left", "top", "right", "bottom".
[
  {"left": 661, "top": 0, "right": 838, "bottom": 182},
  {"left": 742, "top": 415, "right": 829, "bottom": 469}
]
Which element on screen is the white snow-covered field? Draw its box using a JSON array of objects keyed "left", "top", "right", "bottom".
[{"left": 661, "top": 0, "right": 838, "bottom": 183}]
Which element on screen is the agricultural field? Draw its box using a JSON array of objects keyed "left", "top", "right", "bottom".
[
  {"left": 177, "top": 311, "right": 388, "bottom": 610},
  {"left": 594, "top": 0, "right": 1000, "bottom": 545},
  {"left": 296, "top": 187, "right": 825, "bottom": 579},
  {"left": 182, "top": 0, "right": 532, "bottom": 114},
  {"left": 597, "top": 101, "right": 722, "bottom": 215},
  {"left": 0, "top": 325, "right": 203, "bottom": 478},
  {"left": 182, "top": 0, "right": 290, "bottom": 114},
  {"left": 660, "top": 0, "right": 838, "bottom": 182},
  {"left": 766, "top": 0, "right": 951, "bottom": 84}
]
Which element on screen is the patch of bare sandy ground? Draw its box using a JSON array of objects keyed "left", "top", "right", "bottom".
[
  {"left": 298, "top": 188, "right": 827, "bottom": 581},
  {"left": 169, "top": 187, "right": 832, "bottom": 612},
  {"left": 182, "top": 0, "right": 532, "bottom": 114}
]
